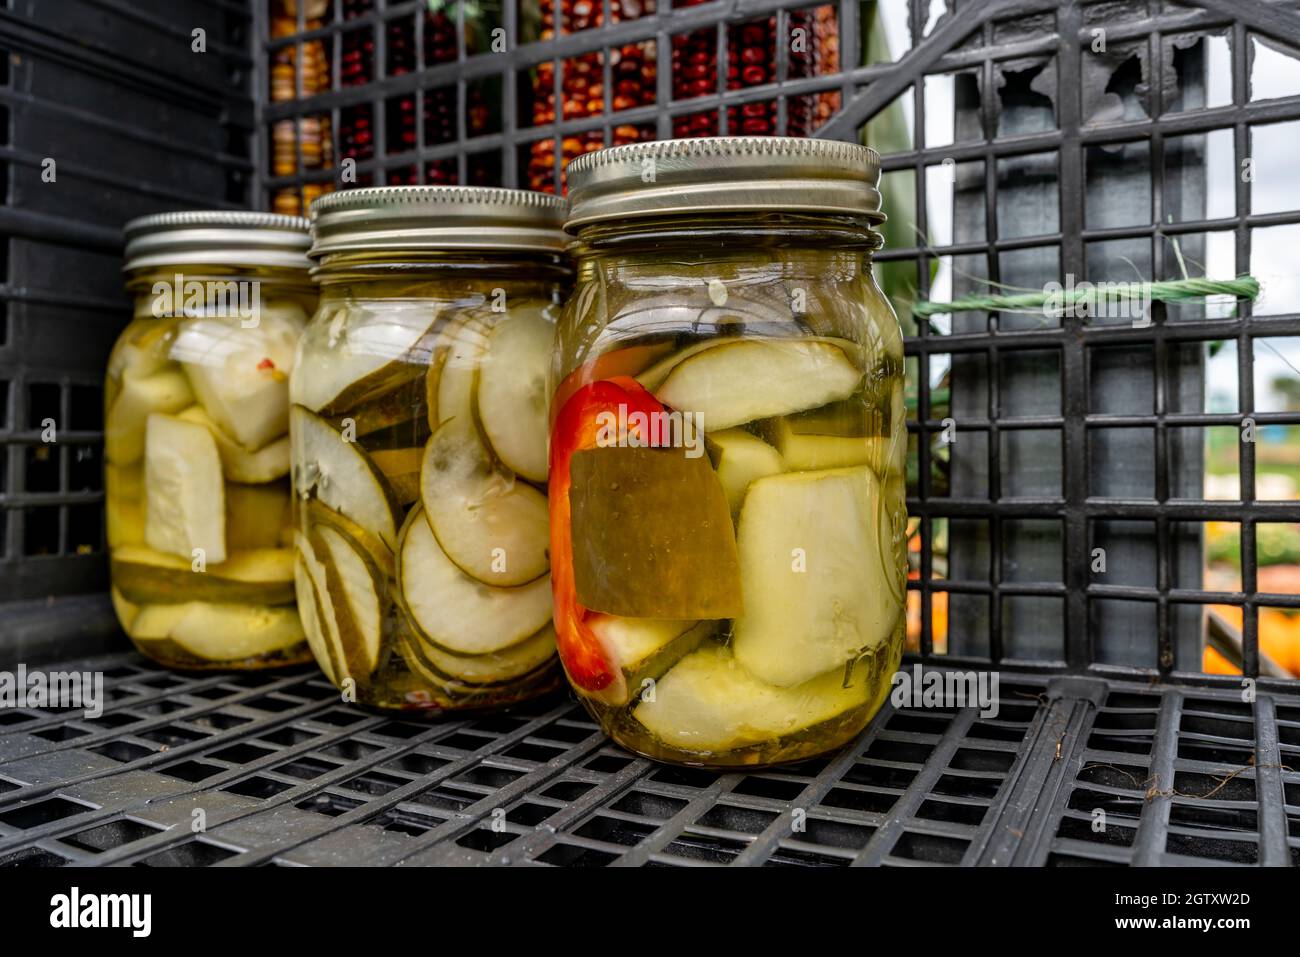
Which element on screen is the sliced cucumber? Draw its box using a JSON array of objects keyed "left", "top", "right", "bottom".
[
  {"left": 107, "top": 320, "right": 173, "bottom": 383},
  {"left": 110, "top": 587, "right": 141, "bottom": 632},
  {"left": 420, "top": 417, "right": 550, "bottom": 587},
  {"left": 585, "top": 615, "right": 707, "bottom": 706},
  {"left": 143, "top": 412, "right": 227, "bottom": 564},
  {"left": 760, "top": 421, "right": 875, "bottom": 471},
  {"left": 112, "top": 545, "right": 294, "bottom": 605},
  {"left": 435, "top": 315, "right": 492, "bottom": 425},
  {"left": 172, "top": 310, "right": 299, "bottom": 451},
  {"left": 132, "top": 602, "right": 306, "bottom": 662},
  {"left": 708, "top": 429, "right": 785, "bottom": 515},
  {"left": 294, "top": 554, "right": 337, "bottom": 684},
  {"left": 634, "top": 644, "right": 867, "bottom": 754},
  {"left": 126, "top": 602, "right": 188, "bottom": 641},
  {"left": 635, "top": 339, "right": 727, "bottom": 392},
  {"left": 311, "top": 524, "right": 384, "bottom": 675},
  {"left": 105, "top": 368, "right": 195, "bottom": 466},
  {"left": 654, "top": 339, "right": 862, "bottom": 431},
  {"left": 290, "top": 306, "right": 438, "bottom": 414},
  {"left": 295, "top": 530, "right": 352, "bottom": 684},
  {"left": 403, "top": 622, "right": 556, "bottom": 687},
  {"left": 304, "top": 499, "right": 395, "bottom": 580},
  {"left": 290, "top": 405, "right": 402, "bottom": 550},
  {"left": 397, "top": 506, "right": 552, "bottom": 656},
  {"left": 177, "top": 405, "right": 290, "bottom": 483},
  {"left": 423, "top": 347, "right": 447, "bottom": 431},
  {"left": 732, "top": 465, "right": 900, "bottom": 687},
  {"left": 760, "top": 383, "right": 904, "bottom": 474},
  {"left": 588, "top": 615, "right": 696, "bottom": 675},
  {"left": 476, "top": 306, "right": 553, "bottom": 483}
]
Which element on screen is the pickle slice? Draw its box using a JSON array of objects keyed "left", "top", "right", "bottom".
[
  {"left": 397, "top": 506, "right": 552, "bottom": 656},
  {"left": 171, "top": 311, "right": 300, "bottom": 451},
  {"left": 290, "top": 306, "right": 439, "bottom": 415},
  {"left": 635, "top": 339, "right": 727, "bottom": 392},
  {"left": 633, "top": 644, "right": 866, "bottom": 754},
  {"left": 295, "top": 530, "right": 353, "bottom": 684},
  {"left": 435, "top": 314, "right": 492, "bottom": 425},
  {"left": 105, "top": 368, "right": 195, "bottom": 466},
  {"left": 311, "top": 524, "right": 384, "bottom": 675},
  {"left": 420, "top": 417, "right": 550, "bottom": 587},
  {"left": 707, "top": 429, "right": 785, "bottom": 515},
  {"left": 568, "top": 445, "right": 743, "bottom": 619},
  {"left": 290, "top": 406, "right": 402, "bottom": 550},
  {"left": 476, "top": 306, "right": 554, "bottom": 483},
  {"left": 760, "top": 382, "right": 904, "bottom": 474},
  {"left": 112, "top": 545, "right": 295, "bottom": 605},
  {"left": 143, "top": 412, "right": 227, "bottom": 564},
  {"left": 424, "top": 347, "right": 447, "bottom": 430},
  {"left": 759, "top": 422, "right": 876, "bottom": 471},
  {"left": 586, "top": 615, "right": 708, "bottom": 706},
  {"left": 654, "top": 339, "right": 862, "bottom": 430},
  {"left": 108, "top": 319, "right": 173, "bottom": 383},
  {"left": 304, "top": 499, "right": 395, "bottom": 579},
  {"left": 177, "top": 405, "right": 290, "bottom": 483},
  {"left": 401, "top": 621, "right": 556, "bottom": 687},
  {"left": 131, "top": 602, "right": 306, "bottom": 662},
  {"left": 111, "top": 587, "right": 141, "bottom": 631},
  {"left": 732, "top": 465, "right": 900, "bottom": 687},
  {"left": 294, "top": 554, "right": 337, "bottom": 684}
]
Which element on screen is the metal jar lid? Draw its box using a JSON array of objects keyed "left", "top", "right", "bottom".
[
  {"left": 309, "top": 186, "right": 568, "bottom": 259},
  {"left": 123, "top": 210, "right": 312, "bottom": 272},
  {"left": 565, "top": 136, "right": 884, "bottom": 232}
]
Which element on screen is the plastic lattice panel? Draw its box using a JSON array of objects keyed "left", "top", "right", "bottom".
[{"left": 1, "top": 652, "right": 1296, "bottom": 866}]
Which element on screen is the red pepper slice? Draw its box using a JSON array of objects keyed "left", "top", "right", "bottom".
[{"left": 549, "top": 374, "right": 666, "bottom": 698}]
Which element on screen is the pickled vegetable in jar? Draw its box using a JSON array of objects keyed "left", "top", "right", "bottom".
[
  {"left": 291, "top": 187, "right": 570, "bottom": 712},
  {"left": 553, "top": 138, "right": 907, "bottom": 766},
  {"left": 110, "top": 212, "right": 317, "bottom": 669}
]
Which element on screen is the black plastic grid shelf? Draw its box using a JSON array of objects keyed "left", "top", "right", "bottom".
[{"left": 0, "top": 651, "right": 1295, "bottom": 867}]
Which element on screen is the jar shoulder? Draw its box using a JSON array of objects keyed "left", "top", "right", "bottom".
[{"left": 558, "top": 264, "right": 902, "bottom": 380}]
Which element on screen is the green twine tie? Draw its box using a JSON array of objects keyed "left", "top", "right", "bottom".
[{"left": 910, "top": 276, "right": 1260, "bottom": 319}]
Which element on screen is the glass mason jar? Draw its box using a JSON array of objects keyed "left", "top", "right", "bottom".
[
  {"left": 552, "top": 138, "right": 907, "bottom": 766},
  {"left": 291, "top": 187, "right": 570, "bottom": 712},
  {"left": 110, "top": 212, "right": 317, "bottom": 668}
]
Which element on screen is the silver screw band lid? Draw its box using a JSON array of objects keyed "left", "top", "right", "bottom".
[
  {"left": 123, "top": 210, "right": 312, "bottom": 272},
  {"left": 565, "top": 137, "right": 884, "bottom": 232},
  {"left": 309, "top": 186, "right": 568, "bottom": 258}
]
